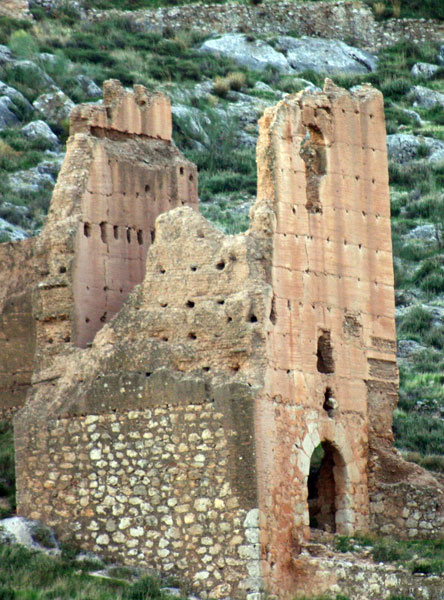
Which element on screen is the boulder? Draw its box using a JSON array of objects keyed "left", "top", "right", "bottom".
[
  {"left": 410, "top": 62, "right": 439, "bottom": 79},
  {"left": 437, "top": 44, "right": 444, "bottom": 65},
  {"left": 8, "top": 158, "right": 63, "bottom": 194},
  {"left": 0, "top": 517, "right": 59, "bottom": 554},
  {"left": 397, "top": 339, "right": 426, "bottom": 359},
  {"left": 172, "top": 104, "right": 211, "bottom": 147},
  {"left": 22, "top": 120, "right": 59, "bottom": 149},
  {"left": 75, "top": 74, "right": 102, "bottom": 99},
  {"left": 0, "top": 96, "right": 19, "bottom": 129},
  {"left": 0, "top": 45, "right": 12, "bottom": 67},
  {"left": 0, "top": 81, "right": 33, "bottom": 113},
  {"left": 0, "top": 217, "right": 28, "bottom": 241},
  {"left": 386, "top": 134, "right": 444, "bottom": 164},
  {"left": 276, "top": 36, "right": 377, "bottom": 74},
  {"left": 33, "top": 90, "right": 75, "bottom": 125},
  {"left": 7, "top": 60, "right": 56, "bottom": 93},
  {"left": 409, "top": 85, "right": 444, "bottom": 109},
  {"left": 405, "top": 224, "right": 437, "bottom": 242},
  {"left": 199, "top": 34, "right": 291, "bottom": 73},
  {"left": 400, "top": 108, "right": 423, "bottom": 127}
]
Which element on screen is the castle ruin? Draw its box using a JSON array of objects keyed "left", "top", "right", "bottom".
[{"left": 0, "top": 80, "right": 443, "bottom": 599}]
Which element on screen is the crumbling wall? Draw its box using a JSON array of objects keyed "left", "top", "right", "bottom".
[
  {"left": 16, "top": 207, "right": 271, "bottom": 599},
  {"left": 38, "top": 80, "right": 198, "bottom": 351},
  {"left": 252, "top": 82, "right": 443, "bottom": 597},
  {"left": 13, "top": 81, "right": 444, "bottom": 600},
  {"left": 0, "top": 240, "right": 38, "bottom": 419},
  {"left": 0, "top": 80, "right": 197, "bottom": 417}
]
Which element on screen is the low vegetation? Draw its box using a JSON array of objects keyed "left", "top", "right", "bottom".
[
  {"left": 335, "top": 535, "right": 444, "bottom": 576},
  {"left": 0, "top": 542, "right": 185, "bottom": 600}
]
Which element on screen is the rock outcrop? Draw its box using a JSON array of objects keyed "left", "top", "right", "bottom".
[
  {"left": 0, "top": 0, "right": 30, "bottom": 19},
  {"left": 9, "top": 80, "right": 443, "bottom": 600}
]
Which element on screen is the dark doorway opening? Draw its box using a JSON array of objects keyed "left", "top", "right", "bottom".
[{"left": 307, "top": 441, "right": 341, "bottom": 533}]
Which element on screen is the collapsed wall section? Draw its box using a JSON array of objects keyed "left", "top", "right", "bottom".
[
  {"left": 1, "top": 80, "right": 198, "bottom": 415},
  {"left": 16, "top": 207, "right": 271, "bottom": 599}
]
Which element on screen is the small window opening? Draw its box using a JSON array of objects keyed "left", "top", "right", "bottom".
[
  {"left": 126, "top": 228, "right": 131, "bottom": 243},
  {"left": 150, "top": 230, "right": 155, "bottom": 243},
  {"left": 186, "top": 300, "right": 195, "bottom": 308},
  {"left": 145, "top": 184, "right": 150, "bottom": 193},
  {"left": 113, "top": 225, "right": 119, "bottom": 240},
  {"left": 137, "top": 230, "right": 144, "bottom": 245},
  {"left": 59, "top": 266, "right": 66, "bottom": 274},
  {"left": 317, "top": 331, "right": 334, "bottom": 374},
  {"left": 249, "top": 314, "right": 258, "bottom": 323},
  {"left": 323, "top": 388, "right": 336, "bottom": 418},
  {"left": 84, "top": 222, "right": 91, "bottom": 237},
  {"left": 180, "top": 167, "right": 184, "bottom": 175},
  {"left": 269, "top": 296, "right": 276, "bottom": 325},
  {"left": 216, "top": 261, "right": 225, "bottom": 270},
  {"left": 100, "top": 222, "right": 107, "bottom": 243}
]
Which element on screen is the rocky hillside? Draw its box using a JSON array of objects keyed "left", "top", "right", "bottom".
[{"left": 0, "top": 0, "right": 442, "bottom": 474}]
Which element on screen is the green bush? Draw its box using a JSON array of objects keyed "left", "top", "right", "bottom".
[
  {"left": 8, "top": 29, "right": 39, "bottom": 59},
  {"left": 398, "top": 305, "right": 433, "bottom": 337}
]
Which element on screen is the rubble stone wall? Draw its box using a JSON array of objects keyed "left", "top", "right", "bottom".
[{"left": 17, "top": 405, "right": 259, "bottom": 599}]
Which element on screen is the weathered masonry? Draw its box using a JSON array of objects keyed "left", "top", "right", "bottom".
[
  {"left": 7, "top": 81, "right": 444, "bottom": 599},
  {"left": 0, "top": 80, "right": 197, "bottom": 417}
]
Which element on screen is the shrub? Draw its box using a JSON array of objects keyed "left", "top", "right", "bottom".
[
  {"left": 212, "top": 76, "right": 230, "bottom": 97},
  {"left": 227, "top": 71, "right": 246, "bottom": 91},
  {"left": 8, "top": 29, "right": 39, "bottom": 58},
  {"left": 398, "top": 305, "right": 433, "bottom": 337}
]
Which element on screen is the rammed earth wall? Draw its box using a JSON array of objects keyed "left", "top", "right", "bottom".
[{"left": 0, "top": 80, "right": 197, "bottom": 416}]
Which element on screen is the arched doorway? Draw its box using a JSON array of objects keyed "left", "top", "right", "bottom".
[{"left": 307, "top": 441, "right": 346, "bottom": 533}]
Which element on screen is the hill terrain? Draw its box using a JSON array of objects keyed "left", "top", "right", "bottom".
[{"left": 0, "top": 0, "right": 443, "bottom": 598}]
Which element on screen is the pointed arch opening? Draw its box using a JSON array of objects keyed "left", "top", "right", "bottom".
[{"left": 307, "top": 440, "right": 348, "bottom": 533}]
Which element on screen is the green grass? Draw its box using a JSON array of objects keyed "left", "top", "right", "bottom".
[
  {"left": 335, "top": 535, "right": 444, "bottom": 575},
  {"left": 0, "top": 542, "right": 184, "bottom": 600}
]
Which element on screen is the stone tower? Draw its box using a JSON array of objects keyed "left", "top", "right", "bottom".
[{"left": 12, "top": 82, "right": 444, "bottom": 600}]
